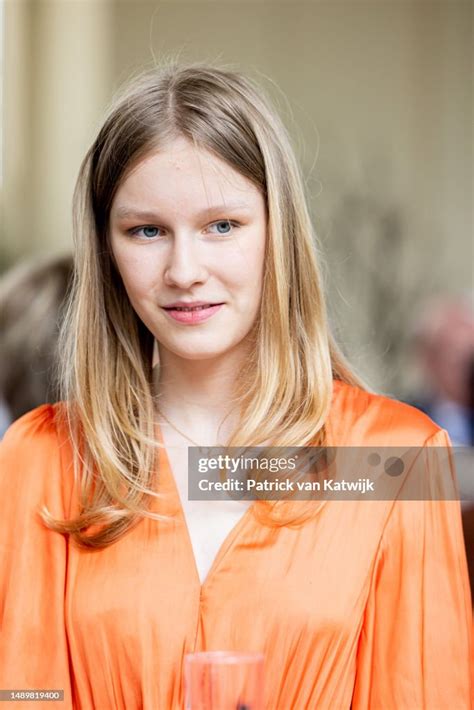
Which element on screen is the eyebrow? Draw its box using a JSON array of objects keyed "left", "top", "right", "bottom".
[{"left": 112, "top": 202, "right": 252, "bottom": 222}]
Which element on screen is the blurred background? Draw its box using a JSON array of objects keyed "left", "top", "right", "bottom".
[
  {"left": 0, "top": 0, "right": 472, "bottom": 604},
  {"left": 0, "top": 0, "right": 472, "bottom": 404}
]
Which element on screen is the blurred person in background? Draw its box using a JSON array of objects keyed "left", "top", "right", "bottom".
[
  {"left": 0, "top": 255, "right": 73, "bottom": 438},
  {"left": 408, "top": 294, "right": 474, "bottom": 646},
  {"left": 0, "top": 63, "right": 470, "bottom": 709},
  {"left": 408, "top": 294, "right": 474, "bottom": 447}
]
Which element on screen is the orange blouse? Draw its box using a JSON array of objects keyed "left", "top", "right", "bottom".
[{"left": 0, "top": 380, "right": 472, "bottom": 709}]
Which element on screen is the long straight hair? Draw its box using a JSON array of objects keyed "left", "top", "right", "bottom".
[{"left": 41, "top": 61, "right": 370, "bottom": 548}]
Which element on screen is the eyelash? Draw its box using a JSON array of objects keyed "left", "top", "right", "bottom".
[{"left": 128, "top": 219, "right": 241, "bottom": 240}]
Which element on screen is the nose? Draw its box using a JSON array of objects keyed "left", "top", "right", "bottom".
[{"left": 163, "top": 234, "right": 208, "bottom": 289}]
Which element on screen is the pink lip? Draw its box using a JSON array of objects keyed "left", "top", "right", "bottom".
[
  {"left": 164, "top": 300, "right": 217, "bottom": 308},
  {"left": 162, "top": 304, "right": 224, "bottom": 324}
]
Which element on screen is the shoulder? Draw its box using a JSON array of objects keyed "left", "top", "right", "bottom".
[
  {"left": 329, "top": 380, "right": 443, "bottom": 446},
  {"left": 2, "top": 402, "right": 59, "bottom": 442},
  {"left": 1, "top": 402, "right": 71, "bottom": 453},
  {"left": 0, "top": 402, "right": 74, "bottom": 513}
]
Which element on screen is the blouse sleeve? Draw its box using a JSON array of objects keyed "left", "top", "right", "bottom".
[
  {"left": 0, "top": 406, "right": 73, "bottom": 709},
  {"left": 352, "top": 428, "right": 472, "bottom": 709}
]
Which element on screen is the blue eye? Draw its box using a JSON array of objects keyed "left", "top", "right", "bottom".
[
  {"left": 128, "top": 220, "right": 240, "bottom": 240},
  {"left": 131, "top": 226, "right": 161, "bottom": 239},
  {"left": 208, "top": 220, "right": 239, "bottom": 235}
]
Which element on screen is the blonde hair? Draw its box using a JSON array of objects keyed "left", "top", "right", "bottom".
[{"left": 42, "top": 60, "right": 369, "bottom": 548}]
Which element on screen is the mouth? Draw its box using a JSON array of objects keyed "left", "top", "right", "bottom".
[
  {"left": 161, "top": 303, "right": 225, "bottom": 324},
  {"left": 163, "top": 303, "right": 223, "bottom": 312}
]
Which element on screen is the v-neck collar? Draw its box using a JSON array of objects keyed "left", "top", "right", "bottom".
[{"left": 155, "top": 423, "right": 257, "bottom": 591}]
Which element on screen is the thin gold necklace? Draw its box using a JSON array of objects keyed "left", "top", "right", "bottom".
[
  {"left": 156, "top": 407, "right": 248, "bottom": 500},
  {"left": 155, "top": 406, "right": 223, "bottom": 449}
]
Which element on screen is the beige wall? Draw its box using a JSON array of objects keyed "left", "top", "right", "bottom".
[
  {"left": 1, "top": 0, "right": 472, "bottom": 391},
  {"left": 2, "top": 0, "right": 114, "bottom": 261}
]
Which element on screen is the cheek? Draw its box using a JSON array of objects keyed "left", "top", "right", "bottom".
[
  {"left": 222, "top": 236, "right": 266, "bottom": 287},
  {"left": 113, "top": 250, "right": 161, "bottom": 301},
  {"left": 216, "top": 260, "right": 263, "bottom": 303}
]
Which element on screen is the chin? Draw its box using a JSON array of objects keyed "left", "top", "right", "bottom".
[
  {"left": 163, "top": 339, "right": 241, "bottom": 361},
  {"left": 180, "top": 348, "right": 231, "bottom": 361}
]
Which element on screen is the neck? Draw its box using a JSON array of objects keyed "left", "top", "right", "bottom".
[{"left": 153, "top": 342, "right": 247, "bottom": 440}]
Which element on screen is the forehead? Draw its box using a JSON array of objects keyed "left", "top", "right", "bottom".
[{"left": 112, "top": 136, "right": 261, "bottom": 213}]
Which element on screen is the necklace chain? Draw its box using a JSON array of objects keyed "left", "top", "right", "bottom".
[{"left": 155, "top": 406, "right": 223, "bottom": 449}]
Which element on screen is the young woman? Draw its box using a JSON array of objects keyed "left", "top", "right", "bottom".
[{"left": 0, "top": 62, "right": 471, "bottom": 709}]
